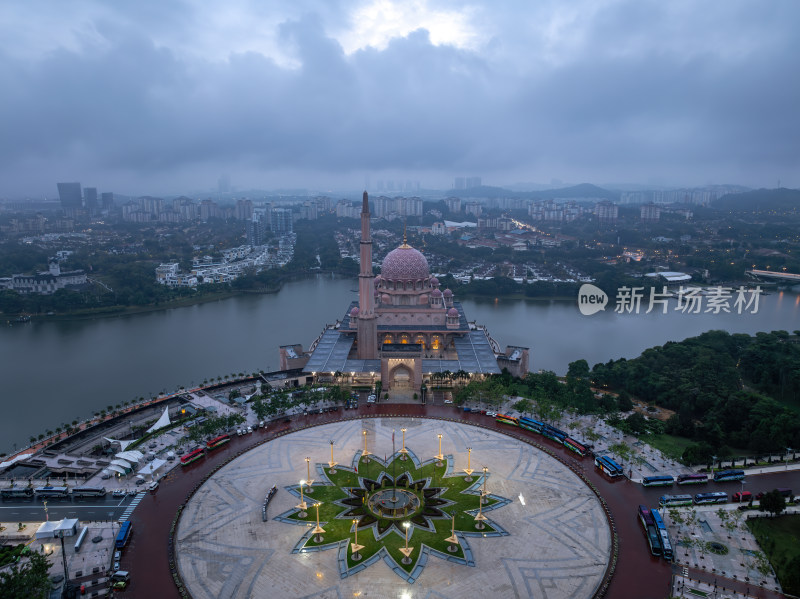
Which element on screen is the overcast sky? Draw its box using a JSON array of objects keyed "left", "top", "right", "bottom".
[{"left": 1, "top": 0, "right": 798, "bottom": 197}]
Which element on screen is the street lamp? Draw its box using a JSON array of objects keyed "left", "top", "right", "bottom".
[
  {"left": 445, "top": 511, "right": 459, "bottom": 553},
  {"left": 400, "top": 521, "right": 414, "bottom": 564},
  {"left": 350, "top": 518, "right": 364, "bottom": 561},
  {"left": 305, "top": 457, "right": 314, "bottom": 493},
  {"left": 474, "top": 491, "right": 487, "bottom": 530},
  {"left": 362, "top": 430, "right": 371, "bottom": 463},
  {"left": 311, "top": 502, "right": 325, "bottom": 543},
  {"left": 296, "top": 480, "right": 307, "bottom": 515},
  {"left": 463, "top": 447, "right": 474, "bottom": 481},
  {"left": 435, "top": 433, "right": 444, "bottom": 464},
  {"left": 481, "top": 466, "right": 489, "bottom": 504},
  {"left": 328, "top": 440, "right": 338, "bottom": 473},
  {"left": 399, "top": 428, "right": 408, "bottom": 460}
]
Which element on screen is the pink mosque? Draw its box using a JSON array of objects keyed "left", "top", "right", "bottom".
[{"left": 283, "top": 192, "right": 528, "bottom": 397}]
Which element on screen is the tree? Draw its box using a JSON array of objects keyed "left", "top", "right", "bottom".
[
  {"left": 759, "top": 489, "right": 786, "bottom": 516},
  {"left": 0, "top": 548, "right": 52, "bottom": 598},
  {"left": 567, "top": 359, "right": 590, "bottom": 380}
]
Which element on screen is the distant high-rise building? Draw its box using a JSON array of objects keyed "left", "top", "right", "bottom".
[
  {"left": 236, "top": 199, "right": 253, "bottom": 221},
  {"left": 84, "top": 187, "right": 98, "bottom": 213},
  {"left": 247, "top": 210, "right": 268, "bottom": 246},
  {"left": 218, "top": 174, "right": 231, "bottom": 194},
  {"left": 270, "top": 208, "right": 294, "bottom": 233},
  {"left": 57, "top": 182, "right": 82, "bottom": 211},
  {"left": 465, "top": 176, "right": 482, "bottom": 189},
  {"left": 594, "top": 201, "right": 619, "bottom": 224},
  {"left": 454, "top": 177, "right": 465, "bottom": 190},
  {"left": 640, "top": 204, "right": 661, "bottom": 222},
  {"left": 101, "top": 192, "right": 115, "bottom": 210}
]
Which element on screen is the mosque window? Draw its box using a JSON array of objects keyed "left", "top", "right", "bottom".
[
  {"left": 400, "top": 334, "right": 409, "bottom": 344},
  {"left": 383, "top": 335, "right": 393, "bottom": 344},
  {"left": 432, "top": 336, "right": 440, "bottom": 350}
]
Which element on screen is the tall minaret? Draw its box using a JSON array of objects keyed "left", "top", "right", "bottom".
[{"left": 357, "top": 191, "right": 378, "bottom": 359}]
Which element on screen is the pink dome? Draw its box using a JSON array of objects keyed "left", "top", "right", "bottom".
[
  {"left": 373, "top": 276, "right": 381, "bottom": 288},
  {"left": 381, "top": 245, "right": 429, "bottom": 280},
  {"left": 430, "top": 277, "right": 439, "bottom": 287},
  {"left": 443, "top": 288, "right": 453, "bottom": 297},
  {"left": 447, "top": 307, "right": 459, "bottom": 317},
  {"left": 381, "top": 293, "right": 391, "bottom": 304},
  {"left": 419, "top": 294, "right": 429, "bottom": 304},
  {"left": 350, "top": 306, "right": 359, "bottom": 317},
  {"left": 431, "top": 289, "right": 442, "bottom": 298}
]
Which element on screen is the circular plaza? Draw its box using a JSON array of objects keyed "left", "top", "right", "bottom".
[{"left": 175, "top": 418, "right": 613, "bottom": 599}]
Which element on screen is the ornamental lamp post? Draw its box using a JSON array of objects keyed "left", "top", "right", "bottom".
[
  {"left": 296, "top": 480, "right": 307, "bottom": 516},
  {"left": 361, "top": 429, "right": 371, "bottom": 463},
  {"left": 463, "top": 447, "right": 474, "bottom": 481},
  {"left": 482, "top": 466, "right": 489, "bottom": 504},
  {"left": 445, "top": 511, "right": 459, "bottom": 553},
  {"left": 435, "top": 433, "right": 444, "bottom": 465},
  {"left": 305, "top": 457, "right": 314, "bottom": 493},
  {"left": 350, "top": 518, "right": 364, "bottom": 561},
  {"left": 474, "top": 491, "right": 487, "bottom": 530},
  {"left": 399, "top": 428, "right": 408, "bottom": 460},
  {"left": 311, "top": 502, "right": 325, "bottom": 543},
  {"left": 328, "top": 440, "right": 338, "bottom": 473},
  {"left": 399, "top": 521, "right": 414, "bottom": 564}
]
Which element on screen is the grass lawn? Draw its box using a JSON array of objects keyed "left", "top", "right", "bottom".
[
  {"left": 746, "top": 514, "right": 800, "bottom": 595},
  {"left": 285, "top": 455, "right": 499, "bottom": 572},
  {"left": 641, "top": 433, "right": 694, "bottom": 461}
]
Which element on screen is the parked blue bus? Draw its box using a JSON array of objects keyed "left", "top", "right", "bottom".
[
  {"left": 658, "top": 494, "right": 693, "bottom": 508},
  {"left": 541, "top": 423, "right": 568, "bottom": 444},
  {"left": 518, "top": 417, "right": 544, "bottom": 434},
  {"left": 642, "top": 475, "right": 674, "bottom": 487},
  {"left": 115, "top": 521, "right": 132, "bottom": 549},
  {"left": 676, "top": 473, "right": 707, "bottom": 485},
  {"left": 651, "top": 508, "right": 673, "bottom": 561},
  {"left": 563, "top": 437, "right": 588, "bottom": 457},
  {"left": 595, "top": 455, "right": 624, "bottom": 477},
  {"left": 637, "top": 505, "right": 662, "bottom": 556},
  {"left": 694, "top": 492, "right": 727, "bottom": 505},
  {"left": 713, "top": 469, "right": 745, "bottom": 482}
]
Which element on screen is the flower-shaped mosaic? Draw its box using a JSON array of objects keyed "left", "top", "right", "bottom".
[{"left": 274, "top": 448, "right": 511, "bottom": 583}]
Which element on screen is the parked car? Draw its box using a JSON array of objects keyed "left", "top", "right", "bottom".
[
  {"left": 367, "top": 394, "right": 376, "bottom": 403},
  {"left": 486, "top": 411, "right": 497, "bottom": 417},
  {"left": 114, "top": 551, "right": 121, "bottom": 561},
  {"left": 732, "top": 491, "right": 752, "bottom": 502},
  {"left": 444, "top": 399, "right": 453, "bottom": 404}
]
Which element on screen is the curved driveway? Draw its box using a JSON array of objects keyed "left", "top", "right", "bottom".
[{"left": 123, "top": 404, "right": 796, "bottom": 599}]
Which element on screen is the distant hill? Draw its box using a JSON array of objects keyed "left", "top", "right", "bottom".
[
  {"left": 713, "top": 187, "right": 800, "bottom": 212},
  {"left": 444, "top": 183, "right": 619, "bottom": 202}
]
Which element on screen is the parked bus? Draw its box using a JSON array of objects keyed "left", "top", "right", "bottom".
[
  {"left": 0, "top": 487, "right": 34, "bottom": 499},
  {"left": 33, "top": 486, "right": 69, "bottom": 499},
  {"left": 651, "top": 508, "right": 673, "bottom": 561},
  {"left": 676, "top": 473, "right": 708, "bottom": 485},
  {"left": 642, "top": 475, "right": 674, "bottom": 487},
  {"left": 595, "top": 455, "right": 624, "bottom": 477},
  {"left": 563, "top": 438, "right": 588, "bottom": 457},
  {"left": 693, "top": 492, "right": 727, "bottom": 505},
  {"left": 518, "top": 417, "right": 544, "bottom": 434},
  {"left": 637, "top": 505, "right": 662, "bottom": 556},
  {"left": 206, "top": 434, "right": 231, "bottom": 451},
  {"left": 713, "top": 469, "right": 745, "bottom": 482},
  {"left": 658, "top": 494, "right": 694, "bottom": 508},
  {"left": 180, "top": 447, "right": 205, "bottom": 466},
  {"left": 72, "top": 486, "right": 107, "bottom": 498},
  {"left": 495, "top": 414, "right": 519, "bottom": 427},
  {"left": 115, "top": 521, "right": 132, "bottom": 549},
  {"left": 542, "top": 423, "right": 568, "bottom": 443}
]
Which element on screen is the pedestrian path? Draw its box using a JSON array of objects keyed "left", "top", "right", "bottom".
[{"left": 118, "top": 492, "right": 146, "bottom": 522}]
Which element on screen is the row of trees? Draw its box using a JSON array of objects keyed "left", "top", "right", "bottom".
[{"left": 589, "top": 330, "right": 800, "bottom": 462}]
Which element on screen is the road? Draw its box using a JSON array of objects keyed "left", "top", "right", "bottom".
[
  {"left": 0, "top": 494, "right": 135, "bottom": 522},
  {"left": 119, "top": 404, "right": 795, "bottom": 599}
]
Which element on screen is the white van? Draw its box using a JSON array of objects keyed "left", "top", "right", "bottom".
[{"left": 246, "top": 426, "right": 253, "bottom": 434}]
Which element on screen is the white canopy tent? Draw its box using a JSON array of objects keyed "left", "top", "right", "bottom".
[
  {"left": 146, "top": 407, "right": 172, "bottom": 433},
  {"left": 116, "top": 450, "right": 144, "bottom": 464},
  {"left": 104, "top": 437, "right": 134, "bottom": 451},
  {"left": 138, "top": 458, "right": 167, "bottom": 478}
]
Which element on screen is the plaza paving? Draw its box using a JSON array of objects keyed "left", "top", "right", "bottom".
[{"left": 175, "top": 418, "right": 613, "bottom": 599}]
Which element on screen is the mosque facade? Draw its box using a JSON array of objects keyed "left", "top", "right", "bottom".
[{"left": 283, "top": 192, "right": 528, "bottom": 396}]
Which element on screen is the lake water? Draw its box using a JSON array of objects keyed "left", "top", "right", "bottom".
[{"left": 2, "top": 275, "right": 797, "bottom": 453}]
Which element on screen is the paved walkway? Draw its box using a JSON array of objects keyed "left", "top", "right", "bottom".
[{"left": 175, "top": 418, "right": 612, "bottom": 599}]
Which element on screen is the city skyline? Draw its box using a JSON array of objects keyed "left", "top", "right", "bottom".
[{"left": 1, "top": 0, "right": 798, "bottom": 196}]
